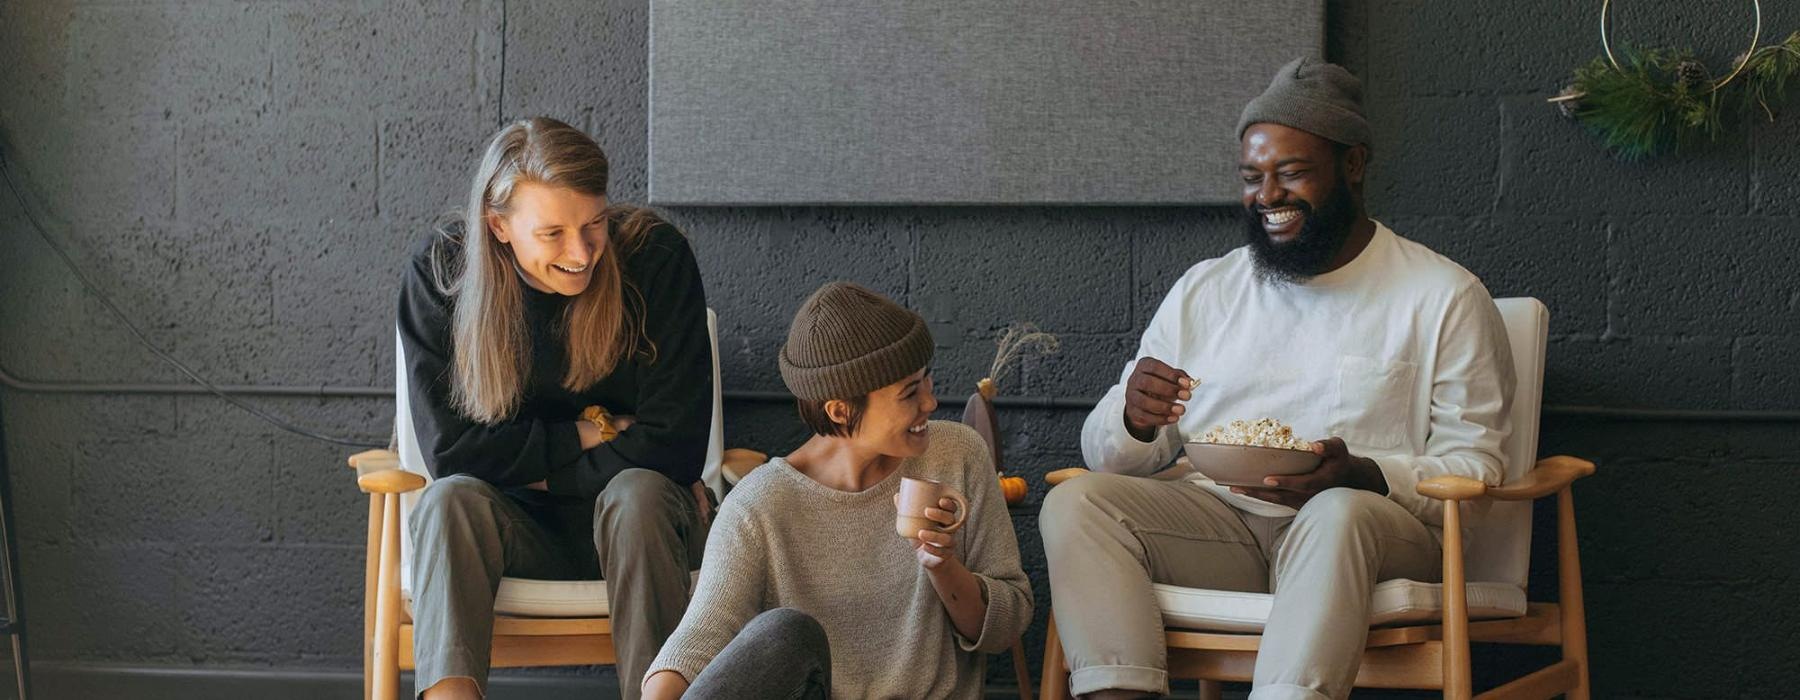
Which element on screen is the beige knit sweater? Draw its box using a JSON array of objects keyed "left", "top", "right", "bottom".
[{"left": 647, "top": 421, "right": 1033, "bottom": 699}]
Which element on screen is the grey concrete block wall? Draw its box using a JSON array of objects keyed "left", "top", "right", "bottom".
[{"left": 1, "top": 1, "right": 1797, "bottom": 698}]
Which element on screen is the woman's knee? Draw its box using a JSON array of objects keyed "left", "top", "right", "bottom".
[
  {"left": 748, "top": 608, "right": 824, "bottom": 639},
  {"left": 594, "top": 468, "right": 684, "bottom": 529},
  {"left": 745, "top": 608, "right": 828, "bottom": 657},
  {"left": 411, "top": 474, "right": 504, "bottom": 537}
]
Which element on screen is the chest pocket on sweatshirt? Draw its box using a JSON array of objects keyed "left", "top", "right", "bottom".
[{"left": 1330, "top": 355, "right": 1418, "bottom": 450}]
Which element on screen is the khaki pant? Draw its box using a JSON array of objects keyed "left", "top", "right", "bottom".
[
  {"left": 1041, "top": 474, "right": 1440, "bottom": 700},
  {"left": 408, "top": 470, "right": 707, "bottom": 700}
]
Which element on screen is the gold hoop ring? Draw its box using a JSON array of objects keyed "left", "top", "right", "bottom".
[{"left": 1601, "top": 0, "right": 1762, "bottom": 93}]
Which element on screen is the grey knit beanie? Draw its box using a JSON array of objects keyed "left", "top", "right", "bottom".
[
  {"left": 779, "top": 282, "right": 935, "bottom": 401},
  {"left": 1235, "top": 57, "right": 1371, "bottom": 147}
]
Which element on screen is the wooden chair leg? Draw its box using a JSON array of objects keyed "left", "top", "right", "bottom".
[
  {"left": 373, "top": 494, "right": 403, "bottom": 700},
  {"left": 1040, "top": 612, "right": 1071, "bottom": 700},
  {"left": 1198, "top": 679, "right": 1223, "bottom": 700},
  {"left": 1012, "top": 640, "right": 1034, "bottom": 700},
  {"left": 1558, "top": 487, "right": 1591, "bottom": 700},
  {"left": 364, "top": 493, "right": 382, "bottom": 700},
  {"left": 1441, "top": 498, "right": 1473, "bottom": 700}
]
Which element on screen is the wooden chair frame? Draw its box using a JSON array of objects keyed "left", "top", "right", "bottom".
[
  {"left": 1040, "top": 455, "right": 1595, "bottom": 700},
  {"left": 348, "top": 449, "right": 621, "bottom": 700}
]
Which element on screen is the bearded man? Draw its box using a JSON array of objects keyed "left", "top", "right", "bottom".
[{"left": 1040, "top": 57, "right": 1517, "bottom": 700}]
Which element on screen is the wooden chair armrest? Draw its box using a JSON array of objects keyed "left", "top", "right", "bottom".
[
  {"left": 346, "top": 449, "right": 426, "bottom": 494},
  {"left": 359, "top": 469, "right": 427, "bottom": 494},
  {"left": 1416, "top": 455, "right": 1597, "bottom": 503},
  {"left": 721, "top": 448, "right": 769, "bottom": 486},
  {"left": 1417, "top": 475, "right": 1487, "bottom": 501},
  {"left": 347, "top": 449, "right": 399, "bottom": 472},
  {"left": 1486, "top": 456, "right": 1596, "bottom": 501}
]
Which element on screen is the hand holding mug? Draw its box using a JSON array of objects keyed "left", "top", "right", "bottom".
[
  {"left": 912, "top": 496, "right": 966, "bottom": 569},
  {"left": 895, "top": 477, "right": 968, "bottom": 569}
]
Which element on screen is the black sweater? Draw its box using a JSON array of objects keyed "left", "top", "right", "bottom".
[{"left": 397, "top": 222, "right": 713, "bottom": 502}]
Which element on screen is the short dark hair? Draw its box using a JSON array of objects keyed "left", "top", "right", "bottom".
[{"left": 795, "top": 394, "right": 869, "bottom": 437}]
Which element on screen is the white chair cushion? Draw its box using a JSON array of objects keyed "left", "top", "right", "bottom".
[
  {"left": 491, "top": 578, "right": 612, "bottom": 618},
  {"left": 402, "top": 578, "right": 610, "bottom": 619},
  {"left": 1154, "top": 579, "right": 1528, "bottom": 634},
  {"left": 404, "top": 571, "right": 701, "bottom": 619}
]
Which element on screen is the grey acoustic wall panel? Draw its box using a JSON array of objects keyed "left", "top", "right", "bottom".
[{"left": 648, "top": 1, "right": 1324, "bottom": 206}]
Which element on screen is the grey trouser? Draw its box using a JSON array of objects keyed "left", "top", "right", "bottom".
[
  {"left": 1041, "top": 474, "right": 1440, "bottom": 700},
  {"left": 686, "top": 608, "right": 832, "bottom": 700},
  {"left": 408, "top": 470, "right": 707, "bottom": 700}
]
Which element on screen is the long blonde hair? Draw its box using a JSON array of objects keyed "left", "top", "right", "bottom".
[{"left": 434, "top": 117, "right": 662, "bottom": 424}]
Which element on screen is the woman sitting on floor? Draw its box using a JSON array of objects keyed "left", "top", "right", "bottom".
[{"left": 643, "top": 282, "right": 1033, "bottom": 700}]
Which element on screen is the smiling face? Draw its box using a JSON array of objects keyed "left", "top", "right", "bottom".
[
  {"left": 487, "top": 181, "right": 609, "bottom": 296},
  {"left": 1237, "top": 123, "right": 1368, "bottom": 281},
  {"left": 829, "top": 367, "right": 938, "bottom": 459}
]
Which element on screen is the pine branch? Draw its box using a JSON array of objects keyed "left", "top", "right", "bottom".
[
  {"left": 1565, "top": 31, "right": 1800, "bottom": 159},
  {"left": 1571, "top": 48, "right": 1705, "bottom": 159},
  {"left": 1740, "top": 31, "right": 1800, "bottom": 122}
]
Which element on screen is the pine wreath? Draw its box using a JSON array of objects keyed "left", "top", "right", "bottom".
[{"left": 1557, "top": 30, "right": 1800, "bottom": 159}]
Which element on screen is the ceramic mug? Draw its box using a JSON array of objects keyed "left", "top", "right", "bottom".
[{"left": 895, "top": 476, "right": 969, "bottom": 540}]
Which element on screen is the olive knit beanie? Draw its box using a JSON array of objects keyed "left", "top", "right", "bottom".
[
  {"left": 1236, "top": 56, "right": 1371, "bottom": 147},
  {"left": 779, "top": 282, "right": 934, "bottom": 401}
]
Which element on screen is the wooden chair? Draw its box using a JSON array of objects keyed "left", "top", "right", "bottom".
[
  {"left": 1039, "top": 298, "right": 1595, "bottom": 700},
  {"left": 346, "top": 309, "right": 728, "bottom": 700}
]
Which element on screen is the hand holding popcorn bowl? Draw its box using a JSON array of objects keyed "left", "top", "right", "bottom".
[{"left": 1182, "top": 418, "right": 1322, "bottom": 488}]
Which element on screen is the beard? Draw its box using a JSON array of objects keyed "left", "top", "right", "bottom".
[{"left": 1240, "top": 179, "right": 1358, "bottom": 284}]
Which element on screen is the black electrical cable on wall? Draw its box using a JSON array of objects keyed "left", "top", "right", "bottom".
[{"left": 0, "top": 149, "right": 385, "bottom": 449}]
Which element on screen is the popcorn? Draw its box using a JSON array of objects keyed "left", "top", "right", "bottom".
[{"left": 1197, "top": 418, "right": 1311, "bottom": 451}]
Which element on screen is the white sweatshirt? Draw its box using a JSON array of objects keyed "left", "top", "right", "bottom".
[{"left": 1081, "top": 222, "right": 1515, "bottom": 526}]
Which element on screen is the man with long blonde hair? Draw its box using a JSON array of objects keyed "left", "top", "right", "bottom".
[{"left": 399, "top": 117, "right": 714, "bottom": 700}]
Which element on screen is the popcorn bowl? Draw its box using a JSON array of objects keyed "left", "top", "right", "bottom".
[{"left": 1181, "top": 442, "right": 1321, "bottom": 488}]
